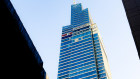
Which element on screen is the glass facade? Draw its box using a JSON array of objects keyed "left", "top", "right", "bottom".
[{"left": 58, "top": 3, "right": 111, "bottom": 79}]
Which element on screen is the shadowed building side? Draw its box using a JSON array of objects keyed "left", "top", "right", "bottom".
[
  {"left": 122, "top": 0, "right": 140, "bottom": 59},
  {"left": 0, "top": 0, "right": 46, "bottom": 79}
]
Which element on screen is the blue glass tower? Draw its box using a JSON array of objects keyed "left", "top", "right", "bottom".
[{"left": 58, "top": 3, "right": 112, "bottom": 79}]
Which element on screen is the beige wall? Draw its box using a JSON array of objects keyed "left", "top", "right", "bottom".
[
  {"left": 91, "top": 23, "right": 112, "bottom": 79},
  {"left": 46, "top": 74, "right": 49, "bottom": 79}
]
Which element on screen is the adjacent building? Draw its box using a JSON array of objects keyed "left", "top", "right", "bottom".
[
  {"left": 0, "top": 0, "right": 46, "bottom": 79},
  {"left": 122, "top": 0, "right": 140, "bottom": 59},
  {"left": 57, "top": 3, "right": 112, "bottom": 79}
]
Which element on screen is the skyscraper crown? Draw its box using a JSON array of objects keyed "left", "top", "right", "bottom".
[{"left": 71, "top": 3, "right": 90, "bottom": 27}]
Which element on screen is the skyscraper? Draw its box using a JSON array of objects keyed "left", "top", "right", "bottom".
[
  {"left": 57, "top": 3, "right": 112, "bottom": 79},
  {"left": 122, "top": 0, "right": 140, "bottom": 59}
]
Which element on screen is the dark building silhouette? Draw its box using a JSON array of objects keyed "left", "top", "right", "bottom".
[
  {"left": 0, "top": 0, "right": 46, "bottom": 79},
  {"left": 122, "top": 0, "right": 140, "bottom": 59}
]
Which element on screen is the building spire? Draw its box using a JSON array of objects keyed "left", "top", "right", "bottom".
[{"left": 73, "top": 0, "right": 76, "bottom": 4}]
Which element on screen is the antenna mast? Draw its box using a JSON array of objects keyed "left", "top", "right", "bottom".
[{"left": 73, "top": 0, "right": 76, "bottom": 4}]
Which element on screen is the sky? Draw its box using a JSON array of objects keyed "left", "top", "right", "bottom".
[{"left": 11, "top": 0, "right": 140, "bottom": 79}]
